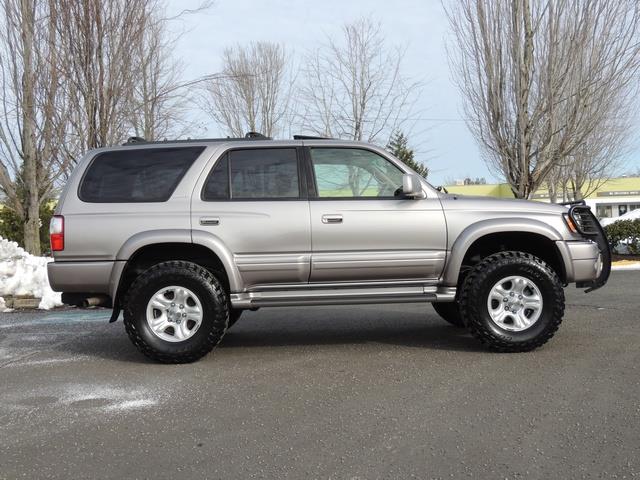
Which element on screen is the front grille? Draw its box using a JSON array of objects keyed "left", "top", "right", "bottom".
[{"left": 569, "top": 206, "right": 599, "bottom": 235}]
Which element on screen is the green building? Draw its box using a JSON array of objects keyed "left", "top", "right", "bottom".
[{"left": 444, "top": 177, "right": 640, "bottom": 220}]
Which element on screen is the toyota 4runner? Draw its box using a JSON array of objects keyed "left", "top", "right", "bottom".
[{"left": 47, "top": 134, "right": 611, "bottom": 363}]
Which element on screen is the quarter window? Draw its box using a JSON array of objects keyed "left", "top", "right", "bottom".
[
  {"left": 202, "top": 154, "right": 229, "bottom": 200},
  {"left": 79, "top": 147, "right": 204, "bottom": 203}
]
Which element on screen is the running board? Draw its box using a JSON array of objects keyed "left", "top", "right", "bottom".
[{"left": 230, "top": 285, "right": 456, "bottom": 308}]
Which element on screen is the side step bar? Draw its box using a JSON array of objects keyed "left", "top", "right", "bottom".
[{"left": 230, "top": 285, "right": 456, "bottom": 309}]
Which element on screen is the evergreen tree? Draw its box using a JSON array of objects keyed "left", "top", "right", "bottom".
[{"left": 386, "top": 131, "right": 428, "bottom": 178}]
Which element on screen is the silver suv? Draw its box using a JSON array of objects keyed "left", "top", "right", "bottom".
[{"left": 47, "top": 134, "right": 611, "bottom": 363}]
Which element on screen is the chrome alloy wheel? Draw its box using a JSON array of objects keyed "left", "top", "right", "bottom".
[
  {"left": 486, "top": 275, "right": 543, "bottom": 332},
  {"left": 145, "top": 286, "right": 203, "bottom": 342}
]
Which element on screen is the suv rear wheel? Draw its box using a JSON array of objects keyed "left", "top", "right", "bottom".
[
  {"left": 459, "top": 251, "right": 564, "bottom": 352},
  {"left": 123, "top": 261, "right": 229, "bottom": 363}
]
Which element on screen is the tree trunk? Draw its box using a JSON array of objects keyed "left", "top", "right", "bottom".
[
  {"left": 20, "top": 0, "right": 41, "bottom": 256},
  {"left": 548, "top": 181, "right": 557, "bottom": 203}
]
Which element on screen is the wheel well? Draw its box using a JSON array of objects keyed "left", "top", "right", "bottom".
[
  {"left": 117, "top": 243, "right": 229, "bottom": 304},
  {"left": 460, "top": 232, "right": 566, "bottom": 284}
]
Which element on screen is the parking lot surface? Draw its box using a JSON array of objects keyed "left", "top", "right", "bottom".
[{"left": 1, "top": 271, "right": 639, "bottom": 479}]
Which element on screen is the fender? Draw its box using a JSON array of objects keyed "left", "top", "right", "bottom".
[
  {"left": 107, "top": 229, "right": 193, "bottom": 322},
  {"left": 109, "top": 228, "right": 243, "bottom": 297},
  {"left": 114, "top": 229, "right": 192, "bottom": 261},
  {"left": 191, "top": 229, "right": 243, "bottom": 292},
  {"left": 442, "top": 218, "right": 565, "bottom": 286},
  {"left": 108, "top": 229, "right": 241, "bottom": 321}
]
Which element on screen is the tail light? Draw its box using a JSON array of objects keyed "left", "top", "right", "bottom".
[{"left": 50, "top": 215, "right": 64, "bottom": 251}]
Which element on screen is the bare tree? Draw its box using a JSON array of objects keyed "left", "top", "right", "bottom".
[
  {"left": 0, "top": 0, "right": 69, "bottom": 255},
  {"left": 201, "top": 42, "right": 292, "bottom": 138},
  {"left": 55, "top": 0, "right": 154, "bottom": 158},
  {"left": 128, "top": 4, "right": 213, "bottom": 141},
  {"left": 446, "top": 0, "right": 640, "bottom": 199},
  {"left": 300, "top": 17, "right": 419, "bottom": 144}
]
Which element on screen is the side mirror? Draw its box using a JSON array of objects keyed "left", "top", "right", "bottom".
[{"left": 401, "top": 174, "right": 425, "bottom": 198}]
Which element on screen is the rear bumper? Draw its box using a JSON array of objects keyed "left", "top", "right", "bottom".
[{"left": 47, "top": 261, "right": 114, "bottom": 295}]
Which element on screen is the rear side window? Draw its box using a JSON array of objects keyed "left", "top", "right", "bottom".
[
  {"left": 202, "top": 148, "right": 300, "bottom": 200},
  {"left": 79, "top": 147, "right": 204, "bottom": 203}
]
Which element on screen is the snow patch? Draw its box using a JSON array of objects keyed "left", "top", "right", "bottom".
[
  {"left": 5, "top": 355, "right": 92, "bottom": 368},
  {"left": 104, "top": 398, "right": 157, "bottom": 412},
  {"left": 0, "top": 237, "right": 62, "bottom": 310},
  {"left": 0, "top": 296, "right": 11, "bottom": 312},
  {"left": 62, "top": 384, "right": 158, "bottom": 412},
  {"left": 600, "top": 208, "right": 640, "bottom": 227}
]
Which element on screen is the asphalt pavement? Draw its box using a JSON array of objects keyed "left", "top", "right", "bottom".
[{"left": 1, "top": 272, "right": 639, "bottom": 479}]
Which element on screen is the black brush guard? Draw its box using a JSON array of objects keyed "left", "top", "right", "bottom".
[{"left": 564, "top": 203, "right": 611, "bottom": 292}]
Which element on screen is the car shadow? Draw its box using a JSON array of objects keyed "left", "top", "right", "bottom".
[
  {"left": 52, "top": 310, "right": 483, "bottom": 364},
  {"left": 221, "top": 321, "right": 481, "bottom": 353}
]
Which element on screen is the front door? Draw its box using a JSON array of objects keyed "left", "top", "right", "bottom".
[
  {"left": 307, "top": 147, "right": 446, "bottom": 283},
  {"left": 191, "top": 146, "right": 311, "bottom": 289}
]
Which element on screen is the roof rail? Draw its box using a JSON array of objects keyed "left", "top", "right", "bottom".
[
  {"left": 245, "top": 131, "right": 270, "bottom": 139},
  {"left": 121, "top": 132, "right": 271, "bottom": 146},
  {"left": 293, "top": 134, "right": 333, "bottom": 140},
  {"left": 124, "top": 136, "right": 147, "bottom": 145}
]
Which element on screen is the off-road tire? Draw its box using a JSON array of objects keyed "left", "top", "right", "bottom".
[
  {"left": 123, "top": 261, "right": 229, "bottom": 363},
  {"left": 228, "top": 309, "right": 243, "bottom": 328},
  {"left": 459, "top": 251, "right": 564, "bottom": 352},
  {"left": 432, "top": 302, "right": 465, "bottom": 328}
]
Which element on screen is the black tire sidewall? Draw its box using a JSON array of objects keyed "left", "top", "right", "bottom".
[
  {"left": 124, "top": 263, "right": 228, "bottom": 359},
  {"left": 462, "top": 253, "right": 564, "bottom": 348}
]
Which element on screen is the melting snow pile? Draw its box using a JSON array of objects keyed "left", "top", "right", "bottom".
[{"left": 0, "top": 237, "right": 62, "bottom": 311}]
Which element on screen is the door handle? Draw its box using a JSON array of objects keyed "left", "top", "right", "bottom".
[
  {"left": 200, "top": 217, "right": 220, "bottom": 226},
  {"left": 322, "top": 214, "right": 343, "bottom": 224}
]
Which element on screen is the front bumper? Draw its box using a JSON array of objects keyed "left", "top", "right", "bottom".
[
  {"left": 560, "top": 241, "right": 602, "bottom": 282},
  {"left": 556, "top": 217, "right": 611, "bottom": 292}
]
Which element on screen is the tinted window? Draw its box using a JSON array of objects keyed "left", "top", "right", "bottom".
[
  {"left": 202, "top": 154, "right": 229, "bottom": 200},
  {"left": 229, "top": 149, "right": 299, "bottom": 199},
  {"left": 310, "top": 148, "right": 404, "bottom": 198},
  {"left": 80, "top": 147, "right": 204, "bottom": 203}
]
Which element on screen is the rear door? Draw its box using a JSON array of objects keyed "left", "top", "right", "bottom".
[
  {"left": 191, "top": 145, "right": 311, "bottom": 289},
  {"left": 306, "top": 146, "right": 446, "bottom": 283}
]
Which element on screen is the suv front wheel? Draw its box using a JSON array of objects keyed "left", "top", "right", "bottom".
[
  {"left": 123, "top": 261, "right": 229, "bottom": 363},
  {"left": 459, "top": 251, "right": 565, "bottom": 352}
]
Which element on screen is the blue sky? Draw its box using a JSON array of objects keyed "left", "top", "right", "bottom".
[{"left": 167, "top": 0, "right": 639, "bottom": 186}]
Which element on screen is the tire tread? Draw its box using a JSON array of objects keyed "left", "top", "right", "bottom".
[
  {"left": 123, "top": 261, "right": 229, "bottom": 363},
  {"left": 459, "top": 251, "right": 565, "bottom": 352}
]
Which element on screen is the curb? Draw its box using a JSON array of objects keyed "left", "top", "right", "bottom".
[
  {"left": 611, "top": 260, "right": 640, "bottom": 272},
  {"left": 2, "top": 295, "right": 41, "bottom": 309}
]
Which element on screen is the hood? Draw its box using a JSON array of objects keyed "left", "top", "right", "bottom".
[{"left": 441, "top": 194, "right": 568, "bottom": 215}]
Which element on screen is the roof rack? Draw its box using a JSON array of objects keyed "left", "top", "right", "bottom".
[
  {"left": 122, "top": 132, "right": 271, "bottom": 146},
  {"left": 293, "top": 134, "right": 333, "bottom": 140}
]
